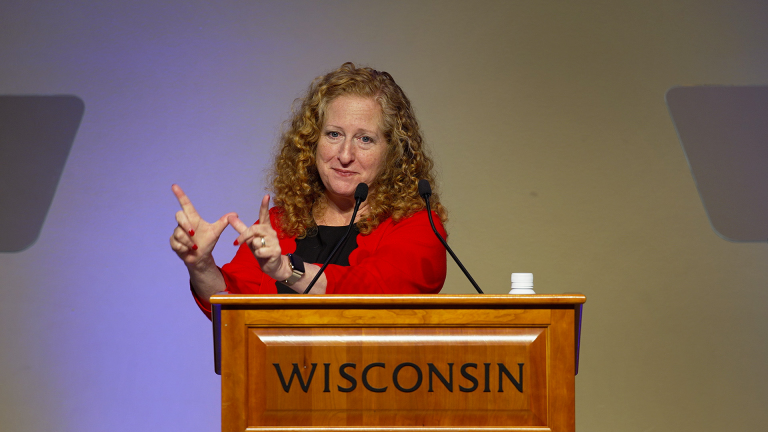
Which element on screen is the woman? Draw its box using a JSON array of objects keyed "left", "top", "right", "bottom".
[{"left": 169, "top": 63, "right": 448, "bottom": 317}]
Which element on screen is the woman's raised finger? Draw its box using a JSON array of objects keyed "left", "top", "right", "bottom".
[
  {"left": 175, "top": 210, "right": 196, "bottom": 237},
  {"left": 172, "top": 184, "right": 201, "bottom": 227},
  {"left": 258, "top": 194, "right": 271, "bottom": 228}
]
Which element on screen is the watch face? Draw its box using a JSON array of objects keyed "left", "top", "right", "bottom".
[{"left": 289, "top": 254, "right": 305, "bottom": 273}]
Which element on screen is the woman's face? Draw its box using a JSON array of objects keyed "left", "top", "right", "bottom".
[{"left": 316, "top": 95, "right": 387, "bottom": 202}]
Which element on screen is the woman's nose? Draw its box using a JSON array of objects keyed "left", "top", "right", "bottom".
[{"left": 338, "top": 139, "right": 355, "bottom": 165}]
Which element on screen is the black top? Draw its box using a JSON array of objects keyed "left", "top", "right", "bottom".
[{"left": 275, "top": 225, "right": 360, "bottom": 293}]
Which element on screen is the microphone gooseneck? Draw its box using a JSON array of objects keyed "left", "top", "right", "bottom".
[
  {"left": 303, "top": 183, "right": 368, "bottom": 294},
  {"left": 418, "top": 179, "right": 484, "bottom": 294}
]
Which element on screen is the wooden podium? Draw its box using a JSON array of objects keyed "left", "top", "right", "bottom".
[{"left": 210, "top": 294, "right": 585, "bottom": 432}]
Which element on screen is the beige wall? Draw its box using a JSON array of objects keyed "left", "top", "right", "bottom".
[
  {"left": 0, "top": 1, "right": 766, "bottom": 430},
  {"left": 424, "top": 2, "right": 768, "bottom": 429}
]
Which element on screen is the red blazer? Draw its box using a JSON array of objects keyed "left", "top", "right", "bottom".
[{"left": 193, "top": 207, "right": 447, "bottom": 318}]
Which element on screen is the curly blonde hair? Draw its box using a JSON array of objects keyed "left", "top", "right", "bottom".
[{"left": 270, "top": 62, "right": 447, "bottom": 238}]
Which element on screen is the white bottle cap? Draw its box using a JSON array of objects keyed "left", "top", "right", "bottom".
[
  {"left": 511, "top": 273, "right": 533, "bottom": 286},
  {"left": 509, "top": 273, "right": 535, "bottom": 294}
]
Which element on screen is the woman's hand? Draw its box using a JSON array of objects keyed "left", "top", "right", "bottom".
[
  {"left": 169, "top": 184, "right": 235, "bottom": 269},
  {"left": 228, "top": 195, "right": 289, "bottom": 281}
]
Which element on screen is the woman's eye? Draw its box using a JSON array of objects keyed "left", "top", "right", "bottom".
[
  {"left": 328, "top": 131, "right": 340, "bottom": 138},
  {"left": 360, "top": 136, "right": 373, "bottom": 143}
]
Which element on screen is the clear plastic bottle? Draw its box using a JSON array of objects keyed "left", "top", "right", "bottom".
[{"left": 509, "top": 273, "right": 535, "bottom": 294}]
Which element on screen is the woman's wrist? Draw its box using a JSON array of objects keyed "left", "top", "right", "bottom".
[
  {"left": 186, "top": 254, "right": 217, "bottom": 274},
  {"left": 274, "top": 255, "right": 293, "bottom": 282}
]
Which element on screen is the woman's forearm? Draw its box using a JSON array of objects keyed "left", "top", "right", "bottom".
[{"left": 188, "top": 256, "right": 227, "bottom": 302}]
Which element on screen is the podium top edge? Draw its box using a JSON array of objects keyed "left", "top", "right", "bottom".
[{"left": 209, "top": 294, "right": 587, "bottom": 307}]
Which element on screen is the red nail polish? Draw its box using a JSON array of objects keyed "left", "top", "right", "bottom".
[
  {"left": 192, "top": 244, "right": 198, "bottom": 251},
  {"left": 189, "top": 229, "right": 195, "bottom": 236},
  {"left": 233, "top": 239, "right": 239, "bottom": 246}
]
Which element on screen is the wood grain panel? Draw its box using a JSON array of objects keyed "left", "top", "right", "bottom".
[
  {"left": 244, "top": 328, "right": 546, "bottom": 427},
  {"left": 547, "top": 309, "right": 575, "bottom": 431},
  {"left": 222, "top": 307, "right": 248, "bottom": 431},
  {"left": 212, "top": 294, "right": 586, "bottom": 308},
  {"left": 244, "top": 428, "right": 552, "bottom": 432},
  {"left": 243, "top": 308, "right": 551, "bottom": 327},
  {"left": 243, "top": 428, "right": 552, "bottom": 432}
]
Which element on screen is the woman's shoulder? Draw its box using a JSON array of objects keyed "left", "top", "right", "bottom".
[
  {"left": 371, "top": 209, "right": 437, "bottom": 233},
  {"left": 356, "top": 209, "right": 444, "bottom": 252}
]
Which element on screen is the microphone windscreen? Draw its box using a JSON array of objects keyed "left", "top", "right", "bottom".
[
  {"left": 418, "top": 179, "right": 432, "bottom": 197},
  {"left": 354, "top": 182, "right": 369, "bottom": 201}
]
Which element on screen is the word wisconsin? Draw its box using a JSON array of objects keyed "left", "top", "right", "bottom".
[{"left": 272, "top": 362, "right": 524, "bottom": 394}]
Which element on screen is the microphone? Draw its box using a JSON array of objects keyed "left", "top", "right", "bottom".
[
  {"left": 418, "top": 179, "right": 484, "bottom": 294},
  {"left": 303, "top": 182, "right": 368, "bottom": 294}
]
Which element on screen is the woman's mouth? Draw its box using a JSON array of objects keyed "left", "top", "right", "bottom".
[{"left": 333, "top": 168, "right": 356, "bottom": 177}]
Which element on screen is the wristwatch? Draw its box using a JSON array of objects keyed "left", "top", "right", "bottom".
[{"left": 283, "top": 253, "right": 305, "bottom": 286}]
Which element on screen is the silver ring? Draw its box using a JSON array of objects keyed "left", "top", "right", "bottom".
[{"left": 260, "top": 237, "right": 266, "bottom": 248}]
